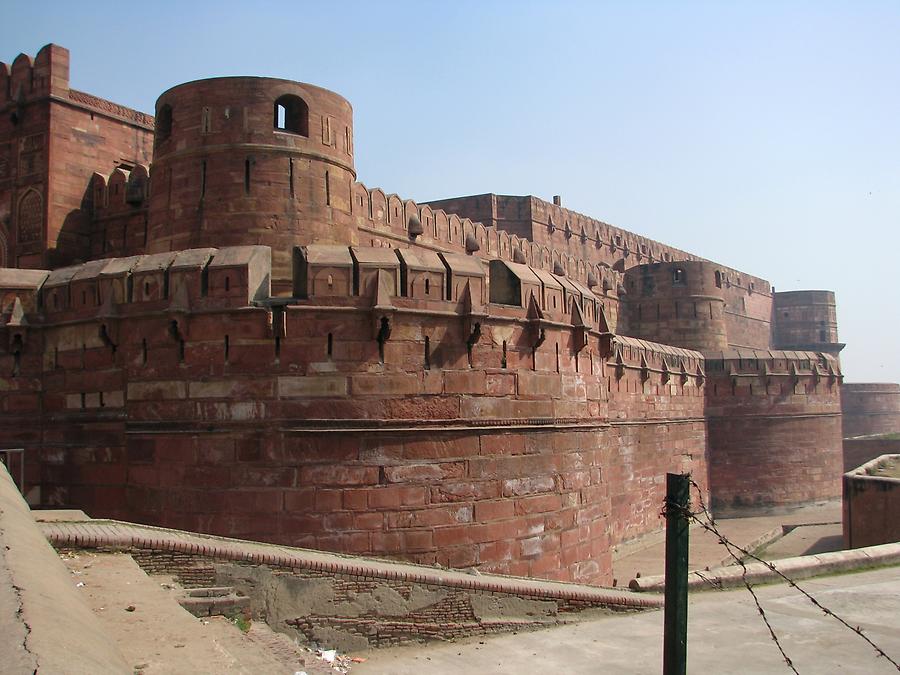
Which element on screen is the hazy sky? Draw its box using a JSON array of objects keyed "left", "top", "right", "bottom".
[{"left": 3, "top": 1, "right": 898, "bottom": 382}]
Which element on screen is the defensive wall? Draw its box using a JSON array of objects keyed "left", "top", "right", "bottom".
[
  {"left": 0, "top": 45, "right": 153, "bottom": 270},
  {"left": 841, "top": 383, "right": 900, "bottom": 438},
  {"left": 843, "top": 436, "right": 900, "bottom": 473},
  {"left": 0, "top": 242, "right": 844, "bottom": 583},
  {"left": 0, "top": 44, "right": 864, "bottom": 587}
]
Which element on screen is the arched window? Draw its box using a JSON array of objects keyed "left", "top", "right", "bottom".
[
  {"left": 156, "top": 103, "right": 173, "bottom": 141},
  {"left": 274, "top": 95, "right": 309, "bottom": 136},
  {"left": 673, "top": 268, "right": 686, "bottom": 285},
  {"left": 714, "top": 270, "right": 723, "bottom": 288}
]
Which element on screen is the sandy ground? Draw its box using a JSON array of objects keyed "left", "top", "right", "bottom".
[{"left": 58, "top": 550, "right": 345, "bottom": 674}]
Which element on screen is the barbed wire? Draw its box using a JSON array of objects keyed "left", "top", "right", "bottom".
[{"left": 662, "top": 478, "right": 900, "bottom": 673}]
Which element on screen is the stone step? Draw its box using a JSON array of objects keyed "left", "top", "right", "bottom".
[
  {"left": 184, "top": 586, "right": 237, "bottom": 598},
  {"left": 178, "top": 587, "right": 250, "bottom": 618}
]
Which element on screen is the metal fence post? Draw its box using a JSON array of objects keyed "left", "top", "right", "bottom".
[{"left": 663, "top": 472, "right": 690, "bottom": 675}]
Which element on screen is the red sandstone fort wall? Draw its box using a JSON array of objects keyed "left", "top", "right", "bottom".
[
  {"left": 841, "top": 383, "right": 900, "bottom": 438},
  {"left": 705, "top": 350, "right": 843, "bottom": 514},
  {"left": 0, "top": 45, "right": 153, "bottom": 270},
  {"left": 0, "top": 245, "right": 717, "bottom": 586},
  {"left": 0, "top": 45, "right": 861, "bottom": 588}
]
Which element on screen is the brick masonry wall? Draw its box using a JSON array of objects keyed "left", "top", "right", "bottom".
[
  {"left": 97, "top": 546, "right": 648, "bottom": 650},
  {"left": 3, "top": 278, "right": 712, "bottom": 587},
  {"left": 841, "top": 383, "right": 900, "bottom": 438},
  {"left": 843, "top": 457, "right": 900, "bottom": 548},
  {"left": 0, "top": 45, "right": 152, "bottom": 270},
  {"left": 705, "top": 356, "right": 843, "bottom": 515},
  {"left": 47, "top": 523, "right": 660, "bottom": 651}
]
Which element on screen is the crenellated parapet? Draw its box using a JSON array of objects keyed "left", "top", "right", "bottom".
[
  {"left": 0, "top": 44, "right": 69, "bottom": 109},
  {"left": 12, "top": 246, "right": 271, "bottom": 320}
]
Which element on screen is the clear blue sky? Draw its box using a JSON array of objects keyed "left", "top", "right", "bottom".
[{"left": 3, "top": 1, "right": 898, "bottom": 382}]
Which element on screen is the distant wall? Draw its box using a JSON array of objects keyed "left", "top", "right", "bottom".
[
  {"left": 842, "top": 383, "right": 900, "bottom": 438},
  {"left": 843, "top": 437, "right": 900, "bottom": 473}
]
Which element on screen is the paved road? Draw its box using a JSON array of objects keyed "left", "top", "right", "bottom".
[{"left": 356, "top": 566, "right": 900, "bottom": 674}]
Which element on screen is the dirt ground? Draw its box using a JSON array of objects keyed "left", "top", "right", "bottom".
[{"left": 58, "top": 551, "right": 353, "bottom": 674}]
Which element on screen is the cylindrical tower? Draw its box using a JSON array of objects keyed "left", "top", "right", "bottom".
[
  {"left": 147, "top": 77, "right": 356, "bottom": 295},
  {"left": 705, "top": 352, "right": 843, "bottom": 515},
  {"left": 773, "top": 290, "right": 843, "bottom": 354},
  {"left": 621, "top": 261, "right": 727, "bottom": 351}
]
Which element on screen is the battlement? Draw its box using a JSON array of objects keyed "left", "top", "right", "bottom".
[
  {"left": 705, "top": 347, "right": 842, "bottom": 395},
  {"left": 13, "top": 246, "right": 271, "bottom": 318},
  {"left": 0, "top": 44, "right": 69, "bottom": 108}
]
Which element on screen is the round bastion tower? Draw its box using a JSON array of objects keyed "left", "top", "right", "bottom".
[
  {"left": 147, "top": 77, "right": 357, "bottom": 295},
  {"left": 621, "top": 261, "right": 728, "bottom": 351}
]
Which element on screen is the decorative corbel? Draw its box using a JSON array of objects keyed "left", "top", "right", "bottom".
[
  {"left": 597, "top": 304, "right": 614, "bottom": 358},
  {"left": 661, "top": 359, "right": 671, "bottom": 385},
  {"left": 97, "top": 290, "right": 119, "bottom": 353},
  {"left": 460, "top": 280, "right": 486, "bottom": 350},
  {"left": 526, "top": 291, "right": 546, "bottom": 351},
  {"left": 613, "top": 344, "right": 626, "bottom": 381},
  {"left": 5, "top": 297, "right": 28, "bottom": 352},
  {"left": 680, "top": 360, "right": 690, "bottom": 386},
  {"left": 570, "top": 300, "right": 589, "bottom": 353},
  {"left": 99, "top": 323, "right": 118, "bottom": 354},
  {"left": 168, "top": 317, "right": 185, "bottom": 344},
  {"left": 371, "top": 267, "right": 395, "bottom": 350},
  {"left": 695, "top": 363, "right": 706, "bottom": 388},
  {"left": 639, "top": 353, "right": 650, "bottom": 383}
]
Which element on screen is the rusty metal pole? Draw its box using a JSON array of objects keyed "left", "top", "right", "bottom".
[{"left": 663, "top": 472, "right": 690, "bottom": 675}]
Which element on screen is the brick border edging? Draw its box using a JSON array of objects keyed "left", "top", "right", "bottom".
[
  {"left": 628, "top": 542, "right": 900, "bottom": 592},
  {"left": 41, "top": 522, "right": 662, "bottom": 609}
]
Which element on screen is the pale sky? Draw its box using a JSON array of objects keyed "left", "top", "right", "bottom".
[{"left": 3, "top": 1, "right": 898, "bottom": 382}]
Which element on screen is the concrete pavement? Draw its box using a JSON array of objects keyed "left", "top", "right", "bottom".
[
  {"left": 612, "top": 500, "right": 842, "bottom": 585},
  {"left": 355, "top": 565, "right": 900, "bottom": 674}
]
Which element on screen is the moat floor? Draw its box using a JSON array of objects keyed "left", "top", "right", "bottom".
[{"left": 356, "top": 565, "right": 900, "bottom": 675}]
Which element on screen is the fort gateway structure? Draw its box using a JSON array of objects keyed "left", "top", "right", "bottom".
[{"left": 0, "top": 44, "right": 874, "bottom": 586}]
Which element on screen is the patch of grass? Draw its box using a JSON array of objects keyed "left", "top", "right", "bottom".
[{"left": 231, "top": 615, "right": 251, "bottom": 633}]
